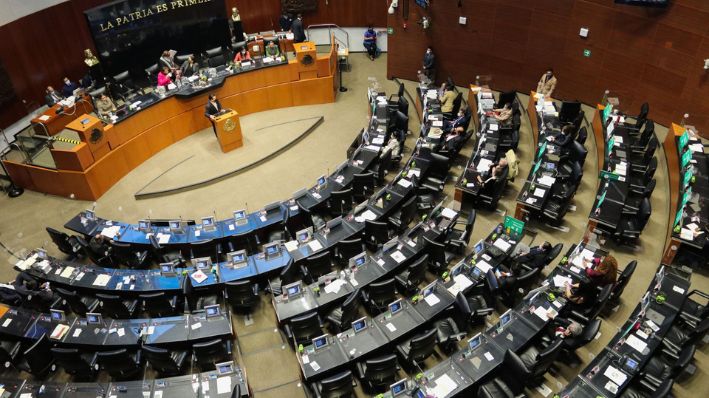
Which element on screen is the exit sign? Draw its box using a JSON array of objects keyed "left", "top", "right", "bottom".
[
  {"left": 583, "top": 49, "right": 591, "bottom": 57},
  {"left": 387, "top": 27, "right": 394, "bottom": 35}
]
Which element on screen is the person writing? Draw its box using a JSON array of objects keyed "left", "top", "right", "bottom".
[
  {"left": 265, "top": 41, "right": 281, "bottom": 58},
  {"left": 157, "top": 66, "right": 173, "bottom": 87},
  {"left": 536, "top": 68, "right": 557, "bottom": 98},
  {"left": 204, "top": 94, "right": 223, "bottom": 137},
  {"left": 290, "top": 14, "right": 306, "bottom": 43},
  {"left": 583, "top": 255, "right": 618, "bottom": 287},
  {"left": 45, "top": 86, "right": 63, "bottom": 106},
  {"left": 234, "top": 46, "right": 251, "bottom": 63},
  {"left": 440, "top": 86, "right": 456, "bottom": 113},
  {"left": 363, "top": 26, "right": 377, "bottom": 61},
  {"left": 95, "top": 93, "right": 116, "bottom": 119},
  {"left": 477, "top": 158, "right": 508, "bottom": 185},
  {"left": 492, "top": 103, "right": 513, "bottom": 124},
  {"left": 61, "top": 77, "right": 79, "bottom": 97},
  {"left": 180, "top": 55, "right": 199, "bottom": 77},
  {"left": 422, "top": 47, "right": 435, "bottom": 81}
]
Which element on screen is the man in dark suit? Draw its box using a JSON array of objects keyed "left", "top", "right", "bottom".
[
  {"left": 290, "top": 14, "right": 306, "bottom": 43},
  {"left": 61, "top": 77, "right": 79, "bottom": 97},
  {"left": 422, "top": 47, "right": 435, "bottom": 81},
  {"left": 513, "top": 241, "right": 552, "bottom": 270},
  {"left": 45, "top": 86, "right": 62, "bottom": 106},
  {"left": 204, "top": 94, "right": 223, "bottom": 137}
]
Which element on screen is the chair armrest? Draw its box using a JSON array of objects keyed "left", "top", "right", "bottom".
[
  {"left": 569, "top": 310, "right": 590, "bottom": 325},
  {"left": 475, "top": 307, "right": 494, "bottom": 317},
  {"left": 283, "top": 324, "right": 293, "bottom": 341},
  {"left": 642, "top": 373, "right": 662, "bottom": 388},
  {"left": 660, "top": 339, "right": 681, "bottom": 355}
]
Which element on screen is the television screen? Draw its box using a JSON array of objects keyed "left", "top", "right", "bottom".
[{"left": 84, "top": 0, "right": 229, "bottom": 80}]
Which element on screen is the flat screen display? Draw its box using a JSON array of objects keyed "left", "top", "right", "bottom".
[{"left": 84, "top": 0, "right": 230, "bottom": 79}]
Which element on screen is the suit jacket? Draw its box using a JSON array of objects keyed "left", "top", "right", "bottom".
[
  {"left": 205, "top": 100, "right": 222, "bottom": 119},
  {"left": 423, "top": 52, "right": 435, "bottom": 70},
  {"left": 180, "top": 60, "right": 198, "bottom": 77},
  {"left": 291, "top": 19, "right": 305, "bottom": 42},
  {"left": 61, "top": 82, "right": 79, "bottom": 97},
  {"left": 536, "top": 74, "right": 557, "bottom": 98},
  {"left": 45, "top": 91, "right": 62, "bottom": 106}
]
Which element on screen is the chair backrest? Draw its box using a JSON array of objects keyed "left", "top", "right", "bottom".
[
  {"left": 611, "top": 261, "right": 636, "bottom": 302},
  {"left": 145, "top": 63, "right": 159, "bottom": 76},
  {"left": 352, "top": 172, "right": 375, "bottom": 199},
  {"left": 23, "top": 334, "right": 53, "bottom": 374},
  {"left": 338, "top": 290, "right": 360, "bottom": 326},
  {"left": 567, "top": 318, "right": 602, "bottom": 351},
  {"left": 97, "top": 349, "right": 133, "bottom": 373},
  {"left": 451, "top": 92, "right": 463, "bottom": 115},
  {"left": 571, "top": 140, "right": 587, "bottom": 164},
  {"left": 530, "top": 339, "right": 564, "bottom": 378},
  {"left": 645, "top": 156, "right": 658, "bottom": 179},
  {"left": 205, "top": 46, "right": 223, "bottom": 57},
  {"left": 330, "top": 189, "right": 353, "bottom": 215},
  {"left": 462, "top": 210, "right": 477, "bottom": 242},
  {"left": 319, "top": 370, "right": 354, "bottom": 398},
  {"left": 46, "top": 227, "right": 73, "bottom": 255},
  {"left": 286, "top": 207, "right": 312, "bottom": 239},
  {"left": 587, "top": 285, "right": 613, "bottom": 319},
  {"left": 364, "top": 354, "right": 398, "bottom": 384},
  {"left": 398, "top": 196, "right": 418, "bottom": 227},
  {"left": 305, "top": 251, "right": 333, "bottom": 279},
  {"left": 96, "top": 293, "right": 130, "bottom": 318},
  {"left": 672, "top": 344, "right": 696, "bottom": 377},
  {"left": 650, "top": 379, "right": 673, "bottom": 398},
  {"left": 89, "top": 86, "right": 106, "bottom": 99},
  {"left": 423, "top": 236, "right": 446, "bottom": 270},
  {"left": 638, "top": 198, "right": 652, "bottom": 230},
  {"left": 576, "top": 126, "right": 587, "bottom": 145},
  {"left": 687, "top": 317, "right": 709, "bottom": 344},
  {"left": 337, "top": 238, "right": 364, "bottom": 263},
  {"left": 643, "top": 178, "right": 656, "bottom": 198},
  {"left": 364, "top": 220, "right": 389, "bottom": 247},
  {"left": 406, "top": 254, "right": 428, "bottom": 285},
  {"left": 225, "top": 280, "right": 257, "bottom": 308},
  {"left": 191, "top": 239, "right": 217, "bottom": 262},
  {"left": 192, "top": 339, "right": 229, "bottom": 366},
  {"left": 279, "top": 260, "right": 299, "bottom": 286},
  {"left": 52, "top": 347, "right": 93, "bottom": 375},
  {"left": 646, "top": 134, "right": 659, "bottom": 156},
  {"left": 139, "top": 292, "right": 175, "bottom": 317},
  {"left": 56, "top": 287, "right": 88, "bottom": 315},
  {"left": 545, "top": 243, "right": 564, "bottom": 266},
  {"left": 289, "top": 312, "right": 322, "bottom": 344},
  {"left": 113, "top": 71, "right": 130, "bottom": 82},
  {"left": 367, "top": 278, "right": 397, "bottom": 306},
  {"left": 429, "top": 153, "right": 451, "bottom": 179},
  {"left": 407, "top": 328, "right": 438, "bottom": 362},
  {"left": 175, "top": 53, "right": 193, "bottom": 64},
  {"left": 142, "top": 345, "right": 179, "bottom": 373}
]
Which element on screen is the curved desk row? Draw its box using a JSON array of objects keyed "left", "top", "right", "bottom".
[
  {"left": 4, "top": 40, "right": 338, "bottom": 201},
  {"left": 0, "top": 304, "right": 232, "bottom": 349}
]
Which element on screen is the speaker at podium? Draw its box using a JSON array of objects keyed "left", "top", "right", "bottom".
[{"left": 213, "top": 109, "right": 243, "bottom": 153}]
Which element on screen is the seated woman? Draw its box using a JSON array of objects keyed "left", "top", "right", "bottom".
[
  {"left": 180, "top": 55, "right": 199, "bottom": 77},
  {"left": 564, "top": 280, "right": 598, "bottom": 309},
  {"left": 476, "top": 158, "right": 508, "bottom": 186},
  {"left": 584, "top": 255, "right": 618, "bottom": 287},
  {"left": 157, "top": 66, "right": 173, "bottom": 87},
  {"left": 234, "top": 46, "right": 251, "bottom": 63},
  {"left": 363, "top": 26, "right": 377, "bottom": 61}
]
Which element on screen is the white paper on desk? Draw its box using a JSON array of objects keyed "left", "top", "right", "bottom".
[
  {"left": 533, "top": 306, "right": 549, "bottom": 321},
  {"left": 156, "top": 233, "right": 170, "bottom": 244},
  {"left": 360, "top": 210, "right": 377, "bottom": 221},
  {"left": 93, "top": 274, "right": 111, "bottom": 287},
  {"left": 553, "top": 275, "right": 572, "bottom": 288},
  {"left": 431, "top": 374, "right": 458, "bottom": 398},
  {"left": 680, "top": 228, "right": 694, "bottom": 240},
  {"left": 686, "top": 223, "right": 699, "bottom": 231},
  {"left": 308, "top": 240, "right": 323, "bottom": 252},
  {"left": 441, "top": 207, "right": 457, "bottom": 219},
  {"left": 194, "top": 230, "right": 201, "bottom": 237},
  {"left": 310, "top": 361, "right": 320, "bottom": 371},
  {"left": 537, "top": 175, "right": 556, "bottom": 187},
  {"left": 153, "top": 391, "right": 163, "bottom": 398},
  {"left": 116, "top": 282, "right": 123, "bottom": 290},
  {"left": 533, "top": 188, "right": 546, "bottom": 198},
  {"left": 604, "top": 365, "right": 627, "bottom": 386},
  {"left": 376, "top": 258, "right": 386, "bottom": 267},
  {"left": 284, "top": 240, "right": 299, "bottom": 252},
  {"left": 191, "top": 322, "right": 202, "bottom": 330},
  {"left": 201, "top": 381, "right": 209, "bottom": 393},
  {"left": 75, "top": 272, "right": 85, "bottom": 281},
  {"left": 626, "top": 334, "right": 647, "bottom": 353},
  {"left": 408, "top": 169, "right": 421, "bottom": 178},
  {"left": 525, "top": 197, "right": 536, "bottom": 204},
  {"left": 301, "top": 354, "right": 309, "bottom": 364},
  {"left": 390, "top": 250, "right": 406, "bottom": 263},
  {"left": 689, "top": 143, "right": 704, "bottom": 153},
  {"left": 38, "top": 115, "right": 50, "bottom": 121},
  {"left": 489, "top": 123, "right": 499, "bottom": 131},
  {"left": 581, "top": 249, "right": 595, "bottom": 261},
  {"left": 101, "top": 226, "right": 120, "bottom": 238},
  {"left": 216, "top": 376, "right": 232, "bottom": 394},
  {"left": 475, "top": 260, "right": 492, "bottom": 274},
  {"left": 476, "top": 158, "right": 493, "bottom": 172},
  {"left": 324, "top": 279, "right": 346, "bottom": 294},
  {"left": 397, "top": 178, "right": 412, "bottom": 188},
  {"left": 493, "top": 239, "right": 511, "bottom": 251},
  {"left": 260, "top": 215, "right": 268, "bottom": 222},
  {"left": 385, "top": 322, "right": 397, "bottom": 332},
  {"left": 424, "top": 294, "right": 441, "bottom": 306},
  {"left": 570, "top": 266, "right": 581, "bottom": 274},
  {"left": 60, "top": 266, "right": 75, "bottom": 278},
  {"left": 191, "top": 270, "right": 208, "bottom": 284},
  {"left": 447, "top": 274, "right": 474, "bottom": 297},
  {"left": 117, "top": 328, "right": 125, "bottom": 337},
  {"left": 2, "top": 319, "right": 11, "bottom": 327}
]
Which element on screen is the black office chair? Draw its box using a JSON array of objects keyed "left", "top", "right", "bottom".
[
  {"left": 139, "top": 292, "right": 179, "bottom": 317},
  {"left": 0, "top": 340, "right": 21, "bottom": 370},
  {"left": 423, "top": 236, "right": 451, "bottom": 276},
  {"left": 329, "top": 188, "right": 353, "bottom": 216},
  {"left": 142, "top": 345, "right": 189, "bottom": 377},
  {"left": 394, "top": 254, "right": 428, "bottom": 295},
  {"left": 46, "top": 227, "right": 81, "bottom": 259},
  {"left": 678, "top": 289, "right": 709, "bottom": 330},
  {"left": 301, "top": 251, "right": 334, "bottom": 283},
  {"left": 569, "top": 284, "right": 613, "bottom": 325},
  {"left": 206, "top": 47, "right": 226, "bottom": 67},
  {"left": 109, "top": 240, "right": 149, "bottom": 268},
  {"left": 613, "top": 198, "right": 651, "bottom": 244},
  {"left": 621, "top": 378, "right": 673, "bottom": 398},
  {"left": 371, "top": 149, "right": 393, "bottom": 185},
  {"left": 630, "top": 135, "right": 658, "bottom": 165},
  {"left": 395, "top": 328, "right": 438, "bottom": 369},
  {"left": 641, "top": 344, "right": 696, "bottom": 388},
  {"left": 513, "top": 267, "right": 542, "bottom": 299},
  {"left": 434, "top": 317, "right": 466, "bottom": 353},
  {"left": 326, "top": 290, "right": 360, "bottom": 333},
  {"left": 454, "top": 292, "right": 494, "bottom": 330},
  {"left": 192, "top": 339, "right": 232, "bottom": 371},
  {"left": 190, "top": 239, "right": 219, "bottom": 263},
  {"left": 145, "top": 64, "right": 159, "bottom": 86},
  {"left": 477, "top": 378, "right": 519, "bottom": 398},
  {"left": 388, "top": 195, "right": 417, "bottom": 232},
  {"left": 623, "top": 179, "right": 655, "bottom": 214},
  {"left": 285, "top": 206, "right": 313, "bottom": 240},
  {"left": 284, "top": 312, "right": 324, "bottom": 348},
  {"left": 516, "top": 339, "right": 564, "bottom": 384},
  {"left": 352, "top": 172, "right": 376, "bottom": 202},
  {"left": 50, "top": 348, "right": 98, "bottom": 380},
  {"left": 444, "top": 209, "right": 476, "bottom": 255},
  {"left": 16, "top": 335, "right": 54, "bottom": 376},
  {"left": 224, "top": 280, "right": 259, "bottom": 314},
  {"left": 97, "top": 349, "right": 142, "bottom": 380},
  {"left": 477, "top": 168, "right": 509, "bottom": 210},
  {"left": 148, "top": 234, "right": 185, "bottom": 265},
  {"left": 662, "top": 317, "right": 709, "bottom": 357},
  {"left": 335, "top": 238, "right": 365, "bottom": 266},
  {"left": 361, "top": 278, "right": 397, "bottom": 315},
  {"left": 55, "top": 287, "right": 99, "bottom": 316},
  {"left": 97, "top": 293, "right": 139, "bottom": 319},
  {"left": 183, "top": 276, "right": 220, "bottom": 312},
  {"left": 112, "top": 70, "right": 139, "bottom": 101},
  {"left": 310, "top": 370, "right": 355, "bottom": 398},
  {"left": 175, "top": 53, "right": 193, "bottom": 65},
  {"left": 364, "top": 220, "right": 390, "bottom": 250},
  {"left": 576, "top": 126, "right": 588, "bottom": 145},
  {"left": 419, "top": 153, "right": 451, "bottom": 194},
  {"left": 355, "top": 354, "right": 399, "bottom": 393},
  {"left": 75, "top": 236, "right": 111, "bottom": 266},
  {"left": 608, "top": 260, "right": 637, "bottom": 307},
  {"left": 267, "top": 259, "right": 298, "bottom": 296}
]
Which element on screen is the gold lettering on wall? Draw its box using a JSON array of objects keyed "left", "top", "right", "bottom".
[{"left": 100, "top": 0, "right": 211, "bottom": 32}]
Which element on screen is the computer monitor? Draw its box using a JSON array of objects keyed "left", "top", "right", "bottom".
[
  {"left": 201, "top": 216, "right": 216, "bottom": 229},
  {"left": 316, "top": 175, "right": 327, "bottom": 189},
  {"left": 390, "top": 379, "right": 408, "bottom": 397},
  {"left": 233, "top": 209, "right": 247, "bottom": 224},
  {"left": 86, "top": 312, "right": 102, "bottom": 325},
  {"left": 473, "top": 239, "right": 485, "bottom": 254},
  {"left": 264, "top": 242, "right": 281, "bottom": 259},
  {"left": 296, "top": 227, "right": 313, "bottom": 244},
  {"left": 138, "top": 220, "right": 151, "bottom": 232},
  {"left": 263, "top": 201, "right": 280, "bottom": 213},
  {"left": 349, "top": 252, "right": 368, "bottom": 268},
  {"left": 421, "top": 282, "right": 436, "bottom": 297},
  {"left": 168, "top": 220, "right": 182, "bottom": 232},
  {"left": 352, "top": 317, "right": 367, "bottom": 333},
  {"left": 467, "top": 333, "right": 482, "bottom": 351},
  {"left": 205, "top": 304, "right": 220, "bottom": 318},
  {"left": 50, "top": 309, "right": 66, "bottom": 322},
  {"left": 284, "top": 281, "right": 302, "bottom": 298},
  {"left": 654, "top": 266, "right": 665, "bottom": 289},
  {"left": 192, "top": 257, "right": 212, "bottom": 270},
  {"left": 215, "top": 361, "right": 235, "bottom": 375},
  {"left": 388, "top": 299, "right": 403, "bottom": 315},
  {"left": 84, "top": 209, "right": 96, "bottom": 221},
  {"left": 227, "top": 250, "right": 247, "bottom": 268},
  {"left": 499, "top": 310, "right": 512, "bottom": 327},
  {"left": 160, "top": 263, "right": 176, "bottom": 276},
  {"left": 640, "top": 292, "right": 651, "bottom": 314},
  {"left": 312, "top": 334, "right": 329, "bottom": 350},
  {"left": 622, "top": 356, "right": 639, "bottom": 373}
]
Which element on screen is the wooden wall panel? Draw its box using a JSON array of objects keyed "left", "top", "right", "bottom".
[{"left": 387, "top": 0, "right": 709, "bottom": 136}]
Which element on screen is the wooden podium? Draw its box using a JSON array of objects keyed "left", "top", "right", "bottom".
[
  {"left": 215, "top": 110, "right": 243, "bottom": 153},
  {"left": 293, "top": 41, "right": 318, "bottom": 80},
  {"left": 65, "top": 114, "right": 112, "bottom": 160}
]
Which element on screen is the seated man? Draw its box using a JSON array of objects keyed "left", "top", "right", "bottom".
[
  {"left": 45, "top": 86, "right": 63, "bottom": 106},
  {"left": 61, "top": 77, "right": 79, "bottom": 97},
  {"left": 476, "top": 158, "right": 508, "bottom": 186},
  {"left": 13, "top": 272, "right": 54, "bottom": 307},
  {"left": 511, "top": 241, "right": 552, "bottom": 270},
  {"left": 363, "top": 26, "right": 377, "bottom": 61},
  {"left": 444, "top": 109, "right": 470, "bottom": 133},
  {"left": 492, "top": 103, "right": 513, "bottom": 125},
  {"left": 265, "top": 41, "right": 281, "bottom": 59},
  {"left": 95, "top": 93, "right": 116, "bottom": 119},
  {"left": 549, "top": 124, "right": 574, "bottom": 147}
]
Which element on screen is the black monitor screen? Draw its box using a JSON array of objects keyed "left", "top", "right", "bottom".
[{"left": 84, "top": 0, "right": 230, "bottom": 79}]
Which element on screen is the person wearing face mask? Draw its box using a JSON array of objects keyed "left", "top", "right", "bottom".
[
  {"left": 45, "top": 86, "right": 63, "bottom": 106},
  {"left": 536, "top": 68, "right": 557, "bottom": 98},
  {"left": 61, "top": 77, "right": 79, "bottom": 97},
  {"left": 234, "top": 46, "right": 251, "bottom": 63},
  {"left": 422, "top": 46, "right": 435, "bottom": 81}
]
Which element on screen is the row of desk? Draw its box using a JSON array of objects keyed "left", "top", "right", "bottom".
[
  {"left": 0, "top": 366, "right": 248, "bottom": 397},
  {"left": 0, "top": 304, "right": 232, "bottom": 349}
]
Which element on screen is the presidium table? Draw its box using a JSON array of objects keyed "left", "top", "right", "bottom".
[{"left": 3, "top": 39, "right": 338, "bottom": 200}]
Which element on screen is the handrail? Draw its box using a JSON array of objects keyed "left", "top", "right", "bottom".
[{"left": 306, "top": 24, "right": 350, "bottom": 50}]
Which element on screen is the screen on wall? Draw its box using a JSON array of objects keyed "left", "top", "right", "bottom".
[{"left": 84, "top": 0, "right": 229, "bottom": 81}]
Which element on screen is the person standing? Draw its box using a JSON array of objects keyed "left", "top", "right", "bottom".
[
  {"left": 536, "top": 68, "right": 557, "bottom": 98},
  {"left": 279, "top": 12, "right": 293, "bottom": 32},
  {"left": 290, "top": 14, "right": 306, "bottom": 43},
  {"left": 204, "top": 94, "right": 223, "bottom": 137},
  {"left": 422, "top": 47, "right": 435, "bottom": 82}
]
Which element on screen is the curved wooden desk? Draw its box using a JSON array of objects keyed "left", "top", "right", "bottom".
[{"left": 4, "top": 42, "right": 338, "bottom": 200}]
